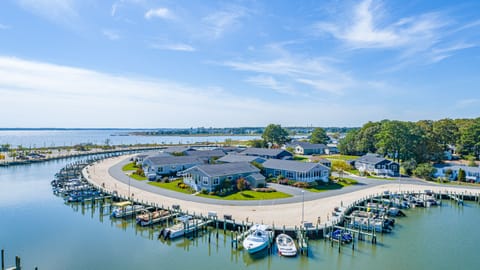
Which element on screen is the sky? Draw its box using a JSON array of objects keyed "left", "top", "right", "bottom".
[{"left": 0, "top": 0, "right": 479, "bottom": 128}]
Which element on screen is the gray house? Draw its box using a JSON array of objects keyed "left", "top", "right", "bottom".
[
  {"left": 433, "top": 164, "right": 480, "bottom": 182},
  {"left": 288, "top": 141, "right": 326, "bottom": 155},
  {"left": 184, "top": 149, "right": 226, "bottom": 163},
  {"left": 263, "top": 159, "right": 330, "bottom": 183},
  {"left": 354, "top": 153, "right": 399, "bottom": 176},
  {"left": 142, "top": 156, "right": 203, "bottom": 180},
  {"left": 240, "top": 148, "right": 293, "bottom": 160},
  {"left": 217, "top": 154, "right": 266, "bottom": 164},
  {"left": 182, "top": 162, "right": 265, "bottom": 192}
]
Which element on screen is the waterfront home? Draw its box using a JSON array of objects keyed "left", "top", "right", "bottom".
[
  {"left": 240, "top": 148, "right": 293, "bottom": 160},
  {"left": 217, "top": 154, "right": 266, "bottom": 164},
  {"left": 317, "top": 158, "right": 332, "bottom": 168},
  {"left": 287, "top": 141, "right": 326, "bottom": 155},
  {"left": 262, "top": 159, "right": 330, "bottom": 183},
  {"left": 134, "top": 152, "right": 169, "bottom": 165},
  {"left": 184, "top": 149, "right": 226, "bottom": 163},
  {"left": 161, "top": 146, "right": 193, "bottom": 155},
  {"left": 325, "top": 144, "right": 339, "bottom": 155},
  {"left": 433, "top": 164, "right": 480, "bottom": 182},
  {"left": 181, "top": 162, "right": 265, "bottom": 192},
  {"left": 354, "top": 153, "right": 399, "bottom": 176},
  {"left": 142, "top": 156, "right": 203, "bottom": 180}
]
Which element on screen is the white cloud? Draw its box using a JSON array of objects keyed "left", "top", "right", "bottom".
[
  {"left": 314, "top": 0, "right": 477, "bottom": 64},
  {"left": 102, "top": 29, "right": 120, "bottom": 40},
  {"left": 0, "top": 23, "right": 10, "bottom": 30},
  {"left": 150, "top": 42, "right": 195, "bottom": 52},
  {"left": 145, "top": 8, "right": 174, "bottom": 20},
  {"left": 202, "top": 7, "right": 248, "bottom": 38},
  {"left": 245, "top": 75, "right": 297, "bottom": 95},
  {"left": 16, "top": 0, "right": 79, "bottom": 27},
  {"left": 0, "top": 56, "right": 391, "bottom": 127},
  {"left": 224, "top": 51, "right": 352, "bottom": 95}
]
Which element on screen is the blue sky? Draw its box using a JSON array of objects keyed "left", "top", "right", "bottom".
[{"left": 0, "top": 0, "right": 479, "bottom": 128}]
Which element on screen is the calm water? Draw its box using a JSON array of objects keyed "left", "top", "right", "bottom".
[
  {"left": 1, "top": 158, "right": 479, "bottom": 269},
  {"left": 0, "top": 129, "right": 259, "bottom": 148}
]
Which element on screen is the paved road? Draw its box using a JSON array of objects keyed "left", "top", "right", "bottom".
[{"left": 109, "top": 156, "right": 480, "bottom": 206}]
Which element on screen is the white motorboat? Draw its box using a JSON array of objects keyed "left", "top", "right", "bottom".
[
  {"left": 242, "top": 224, "right": 273, "bottom": 254},
  {"left": 276, "top": 233, "right": 297, "bottom": 257}
]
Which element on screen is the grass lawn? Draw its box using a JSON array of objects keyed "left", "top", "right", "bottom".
[
  {"left": 318, "top": 154, "right": 360, "bottom": 161},
  {"left": 148, "top": 180, "right": 195, "bottom": 194},
  {"left": 293, "top": 156, "right": 309, "bottom": 162},
  {"left": 122, "top": 162, "right": 137, "bottom": 171},
  {"left": 306, "top": 178, "right": 358, "bottom": 193},
  {"left": 197, "top": 190, "right": 292, "bottom": 200},
  {"left": 130, "top": 173, "right": 147, "bottom": 181}
]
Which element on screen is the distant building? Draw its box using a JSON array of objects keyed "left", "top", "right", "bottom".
[
  {"left": 286, "top": 141, "right": 326, "bottom": 155},
  {"left": 142, "top": 156, "right": 203, "bottom": 180},
  {"left": 433, "top": 164, "right": 480, "bottom": 182},
  {"left": 354, "top": 153, "right": 399, "bottom": 176},
  {"left": 240, "top": 148, "right": 293, "bottom": 160},
  {"left": 263, "top": 159, "right": 330, "bottom": 183},
  {"left": 325, "top": 144, "right": 339, "bottom": 155},
  {"left": 182, "top": 162, "right": 265, "bottom": 192}
]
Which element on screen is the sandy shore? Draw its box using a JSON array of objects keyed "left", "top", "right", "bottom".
[{"left": 84, "top": 155, "right": 480, "bottom": 227}]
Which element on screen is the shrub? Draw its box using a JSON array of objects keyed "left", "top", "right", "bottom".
[
  {"left": 292, "top": 182, "right": 309, "bottom": 188},
  {"left": 201, "top": 188, "right": 208, "bottom": 194},
  {"left": 254, "top": 187, "right": 276, "bottom": 193},
  {"left": 208, "top": 191, "right": 216, "bottom": 196}
]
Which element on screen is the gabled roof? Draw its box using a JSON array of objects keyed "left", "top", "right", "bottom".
[
  {"left": 263, "top": 159, "right": 330, "bottom": 173},
  {"left": 144, "top": 155, "right": 202, "bottom": 166},
  {"left": 293, "top": 141, "right": 326, "bottom": 150},
  {"left": 162, "top": 146, "right": 193, "bottom": 154},
  {"left": 218, "top": 154, "right": 266, "bottom": 163},
  {"left": 247, "top": 173, "right": 266, "bottom": 181},
  {"left": 185, "top": 149, "right": 226, "bottom": 158},
  {"left": 185, "top": 162, "right": 260, "bottom": 177},
  {"left": 240, "top": 148, "right": 292, "bottom": 158},
  {"left": 356, "top": 153, "right": 396, "bottom": 165}
]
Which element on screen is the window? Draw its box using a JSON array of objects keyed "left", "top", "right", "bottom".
[
  {"left": 213, "top": 177, "right": 219, "bottom": 185},
  {"left": 202, "top": 177, "right": 209, "bottom": 185},
  {"left": 227, "top": 176, "right": 233, "bottom": 180}
]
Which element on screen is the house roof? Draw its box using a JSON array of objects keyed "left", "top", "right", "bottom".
[
  {"left": 162, "top": 146, "right": 193, "bottom": 154},
  {"left": 185, "top": 162, "right": 260, "bottom": 177},
  {"left": 144, "top": 155, "right": 202, "bottom": 166},
  {"left": 292, "top": 141, "right": 326, "bottom": 150},
  {"left": 240, "top": 148, "right": 292, "bottom": 158},
  {"left": 247, "top": 173, "right": 266, "bottom": 181},
  {"left": 185, "top": 149, "right": 226, "bottom": 158},
  {"left": 263, "top": 159, "right": 330, "bottom": 173},
  {"left": 356, "top": 153, "right": 396, "bottom": 165},
  {"left": 218, "top": 154, "right": 266, "bottom": 163}
]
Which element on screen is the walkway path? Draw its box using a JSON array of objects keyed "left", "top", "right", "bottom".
[{"left": 84, "top": 155, "right": 480, "bottom": 227}]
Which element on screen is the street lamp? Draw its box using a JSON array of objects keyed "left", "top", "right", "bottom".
[{"left": 301, "top": 190, "right": 305, "bottom": 226}]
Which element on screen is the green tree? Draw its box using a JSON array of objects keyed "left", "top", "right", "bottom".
[
  {"left": 262, "top": 124, "right": 289, "bottom": 146},
  {"left": 413, "top": 163, "right": 435, "bottom": 180},
  {"left": 401, "top": 159, "right": 417, "bottom": 176},
  {"left": 338, "top": 129, "right": 360, "bottom": 155},
  {"left": 433, "top": 118, "right": 458, "bottom": 150},
  {"left": 458, "top": 168, "right": 466, "bottom": 182},
  {"left": 236, "top": 178, "right": 248, "bottom": 191},
  {"left": 248, "top": 139, "right": 267, "bottom": 148},
  {"left": 310, "top": 128, "right": 329, "bottom": 144},
  {"left": 444, "top": 169, "right": 453, "bottom": 181},
  {"left": 458, "top": 118, "right": 480, "bottom": 157}
]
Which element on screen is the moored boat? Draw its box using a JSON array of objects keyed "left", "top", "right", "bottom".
[
  {"left": 242, "top": 224, "right": 273, "bottom": 254},
  {"left": 276, "top": 233, "right": 297, "bottom": 256},
  {"left": 136, "top": 209, "right": 171, "bottom": 226}
]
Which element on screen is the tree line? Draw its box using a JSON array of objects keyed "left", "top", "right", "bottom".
[{"left": 338, "top": 117, "right": 480, "bottom": 164}]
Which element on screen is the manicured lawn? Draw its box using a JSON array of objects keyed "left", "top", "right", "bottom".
[
  {"left": 318, "top": 154, "right": 360, "bottom": 161},
  {"left": 130, "top": 173, "right": 147, "bottom": 181},
  {"left": 306, "top": 178, "right": 358, "bottom": 193},
  {"left": 366, "top": 175, "right": 395, "bottom": 180},
  {"left": 293, "top": 156, "right": 309, "bottom": 162},
  {"left": 122, "top": 162, "right": 137, "bottom": 171},
  {"left": 148, "top": 180, "right": 195, "bottom": 194},
  {"left": 197, "top": 190, "right": 292, "bottom": 200}
]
